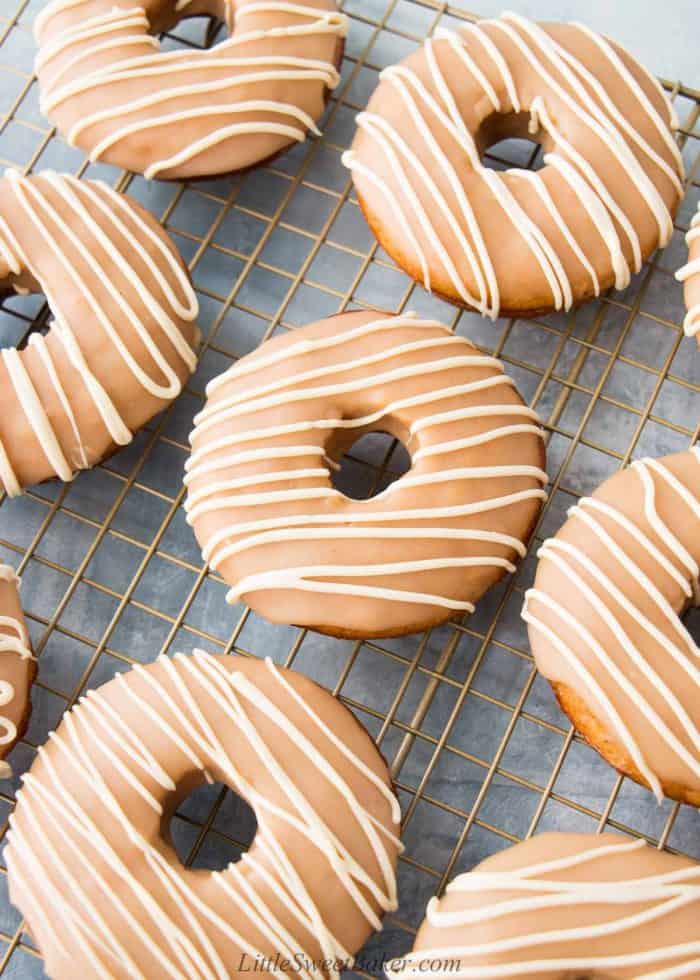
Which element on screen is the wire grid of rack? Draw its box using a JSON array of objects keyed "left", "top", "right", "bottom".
[{"left": 0, "top": 0, "right": 699, "bottom": 975}]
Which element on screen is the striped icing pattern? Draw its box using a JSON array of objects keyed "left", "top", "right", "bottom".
[
  {"left": 524, "top": 448, "right": 700, "bottom": 802},
  {"left": 675, "top": 202, "right": 700, "bottom": 341},
  {"left": 7, "top": 651, "right": 400, "bottom": 980},
  {"left": 387, "top": 834, "right": 700, "bottom": 980},
  {"left": 0, "top": 170, "right": 199, "bottom": 496},
  {"left": 34, "top": 0, "right": 347, "bottom": 179},
  {"left": 186, "top": 312, "right": 546, "bottom": 636},
  {"left": 0, "top": 565, "right": 34, "bottom": 778},
  {"left": 343, "top": 13, "right": 683, "bottom": 318}
]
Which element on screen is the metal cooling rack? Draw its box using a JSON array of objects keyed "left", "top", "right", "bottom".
[{"left": 0, "top": 0, "right": 699, "bottom": 976}]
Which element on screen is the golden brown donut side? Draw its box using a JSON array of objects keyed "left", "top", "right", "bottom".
[
  {"left": 344, "top": 14, "right": 683, "bottom": 319},
  {"left": 6, "top": 651, "right": 401, "bottom": 980},
  {"left": 0, "top": 567, "right": 35, "bottom": 779},
  {"left": 552, "top": 682, "right": 700, "bottom": 808},
  {"left": 675, "top": 201, "right": 700, "bottom": 345},
  {"left": 34, "top": 0, "right": 347, "bottom": 179},
  {"left": 0, "top": 170, "right": 199, "bottom": 495},
  {"left": 386, "top": 832, "right": 700, "bottom": 980},
  {"left": 523, "top": 448, "right": 700, "bottom": 804},
  {"left": 186, "top": 310, "right": 547, "bottom": 638}
]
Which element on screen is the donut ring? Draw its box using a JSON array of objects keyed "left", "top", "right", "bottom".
[
  {"left": 387, "top": 832, "right": 700, "bottom": 980},
  {"left": 675, "top": 202, "right": 700, "bottom": 344},
  {"left": 0, "top": 169, "right": 199, "bottom": 496},
  {"left": 0, "top": 566, "right": 35, "bottom": 779},
  {"left": 34, "top": 0, "right": 347, "bottom": 180},
  {"left": 343, "top": 13, "right": 684, "bottom": 319},
  {"left": 6, "top": 650, "right": 401, "bottom": 980},
  {"left": 186, "top": 311, "right": 547, "bottom": 638},
  {"left": 523, "top": 448, "right": 700, "bottom": 806}
]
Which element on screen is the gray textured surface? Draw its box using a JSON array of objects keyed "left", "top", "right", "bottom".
[{"left": 0, "top": 0, "right": 699, "bottom": 977}]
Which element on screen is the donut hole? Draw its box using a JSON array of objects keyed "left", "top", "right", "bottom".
[
  {"left": 478, "top": 112, "right": 545, "bottom": 172},
  {"left": 167, "top": 779, "right": 258, "bottom": 871},
  {"left": 330, "top": 430, "right": 411, "bottom": 500},
  {"left": 154, "top": 1, "right": 229, "bottom": 49},
  {"left": 164, "top": 14, "right": 226, "bottom": 51},
  {"left": 0, "top": 288, "right": 49, "bottom": 352},
  {"left": 482, "top": 136, "right": 544, "bottom": 171}
]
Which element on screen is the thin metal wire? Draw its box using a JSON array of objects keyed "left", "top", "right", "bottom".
[{"left": 0, "top": 0, "right": 698, "bottom": 974}]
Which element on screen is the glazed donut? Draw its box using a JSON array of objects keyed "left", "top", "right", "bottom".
[
  {"left": 675, "top": 202, "right": 700, "bottom": 343},
  {"left": 387, "top": 832, "right": 700, "bottom": 980},
  {"left": 523, "top": 448, "right": 700, "bottom": 806},
  {"left": 0, "top": 566, "right": 34, "bottom": 779},
  {"left": 34, "top": 0, "right": 347, "bottom": 180},
  {"left": 185, "top": 311, "right": 547, "bottom": 638},
  {"left": 343, "top": 13, "right": 684, "bottom": 319},
  {"left": 6, "top": 650, "right": 401, "bottom": 980},
  {"left": 0, "top": 169, "right": 199, "bottom": 496}
]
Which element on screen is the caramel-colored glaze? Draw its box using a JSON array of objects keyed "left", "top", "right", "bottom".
[
  {"left": 186, "top": 311, "right": 547, "bottom": 638},
  {"left": 390, "top": 832, "right": 700, "bottom": 980},
  {"left": 0, "top": 567, "right": 35, "bottom": 777},
  {"left": 524, "top": 449, "right": 700, "bottom": 805},
  {"left": 0, "top": 171, "right": 199, "bottom": 495},
  {"left": 676, "top": 202, "right": 700, "bottom": 344},
  {"left": 34, "top": 0, "right": 347, "bottom": 180},
  {"left": 7, "top": 651, "right": 401, "bottom": 980},
  {"left": 344, "top": 14, "right": 683, "bottom": 319}
]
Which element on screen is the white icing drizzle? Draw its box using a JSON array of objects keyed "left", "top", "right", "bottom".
[
  {"left": 460, "top": 21, "right": 520, "bottom": 113},
  {"left": 0, "top": 214, "right": 22, "bottom": 274},
  {"left": 204, "top": 315, "right": 448, "bottom": 392},
  {"left": 675, "top": 203, "right": 700, "bottom": 337},
  {"left": 199, "top": 488, "right": 548, "bottom": 574},
  {"left": 7, "top": 651, "right": 400, "bottom": 979},
  {"left": 0, "top": 565, "right": 33, "bottom": 764},
  {"left": 2, "top": 346, "right": 74, "bottom": 483},
  {"left": 523, "top": 452, "right": 700, "bottom": 801},
  {"left": 0, "top": 440, "right": 20, "bottom": 499},
  {"left": 502, "top": 11, "right": 678, "bottom": 238},
  {"left": 0, "top": 170, "right": 198, "bottom": 496},
  {"left": 28, "top": 332, "right": 89, "bottom": 471},
  {"left": 35, "top": 0, "right": 347, "bottom": 178},
  {"left": 34, "top": 0, "right": 117, "bottom": 42},
  {"left": 508, "top": 167, "right": 599, "bottom": 298},
  {"left": 187, "top": 314, "right": 546, "bottom": 610},
  {"left": 387, "top": 838, "right": 700, "bottom": 980},
  {"left": 566, "top": 23, "right": 683, "bottom": 189},
  {"left": 36, "top": 9, "right": 152, "bottom": 74},
  {"left": 343, "top": 13, "right": 683, "bottom": 319},
  {"left": 493, "top": 18, "right": 645, "bottom": 273}
]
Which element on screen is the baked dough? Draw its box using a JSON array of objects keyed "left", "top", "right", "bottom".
[
  {"left": 387, "top": 832, "right": 700, "bottom": 980},
  {"left": 6, "top": 650, "right": 401, "bottom": 980},
  {"left": 0, "top": 565, "right": 34, "bottom": 779},
  {"left": 186, "top": 310, "right": 547, "bottom": 638},
  {"left": 523, "top": 448, "right": 700, "bottom": 806},
  {"left": 34, "top": 0, "right": 347, "bottom": 179},
  {"left": 675, "top": 201, "right": 700, "bottom": 344},
  {"left": 343, "top": 13, "right": 683, "bottom": 319},
  {"left": 0, "top": 169, "right": 199, "bottom": 495}
]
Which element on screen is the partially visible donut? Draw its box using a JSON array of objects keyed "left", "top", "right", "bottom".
[
  {"left": 34, "top": 0, "right": 348, "bottom": 180},
  {"left": 387, "top": 832, "right": 700, "bottom": 980},
  {"left": 523, "top": 448, "right": 700, "bottom": 806},
  {"left": 343, "top": 13, "right": 684, "bottom": 319},
  {"left": 0, "top": 565, "right": 35, "bottom": 779},
  {"left": 7, "top": 650, "right": 401, "bottom": 980},
  {"left": 0, "top": 169, "right": 199, "bottom": 495},
  {"left": 675, "top": 202, "right": 700, "bottom": 344},
  {"left": 186, "top": 311, "right": 547, "bottom": 638}
]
